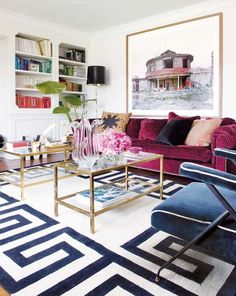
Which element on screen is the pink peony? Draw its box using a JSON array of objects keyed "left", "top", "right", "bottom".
[{"left": 98, "top": 129, "right": 131, "bottom": 154}]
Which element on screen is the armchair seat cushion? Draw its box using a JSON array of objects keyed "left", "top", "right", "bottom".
[
  {"left": 132, "top": 139, "right": 211, "bottom": 162},
  {"left": 151, "top": 182, "right": 236, "bottom": 260}
]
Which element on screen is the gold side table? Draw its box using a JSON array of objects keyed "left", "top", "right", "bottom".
[{"left": 0, "top": 145, "right": 71, "bottom": 200}]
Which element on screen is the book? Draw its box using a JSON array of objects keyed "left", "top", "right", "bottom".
[
  {"left": 6, "top": 141, "right": 29, "bottom": 150},
  {"left": 76, "top": 184, "right": 136, "bottom": 209}
]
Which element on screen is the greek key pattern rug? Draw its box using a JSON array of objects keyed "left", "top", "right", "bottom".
[{"left": 0, "top": 191, "right": 235, "bottom": 296}]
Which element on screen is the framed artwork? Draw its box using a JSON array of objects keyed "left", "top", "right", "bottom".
[{"left": 126, "top": 13, "right": 223, "bottom": 117}]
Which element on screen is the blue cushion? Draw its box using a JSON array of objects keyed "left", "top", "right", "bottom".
[{"left": 151, "top": 182, "right": 236, "bottom": 261}]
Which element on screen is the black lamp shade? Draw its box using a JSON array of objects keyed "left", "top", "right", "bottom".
[{"left": 87, "top": 65, "right": 105, "bottom": 85}]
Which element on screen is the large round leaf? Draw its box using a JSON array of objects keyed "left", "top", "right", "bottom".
[
  {"left": 64, "top": 95, "right": 82, "bottom": 106},
  {"left": 36, "top": 81, "right": 65, "bottom": 94},
  {"left": 52, "top": 106, "right": 70, "bottom": 114}
]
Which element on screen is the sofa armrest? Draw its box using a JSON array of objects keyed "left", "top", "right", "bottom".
[{"left": 211, "top": 124, "right": 236, "bottom": 171}]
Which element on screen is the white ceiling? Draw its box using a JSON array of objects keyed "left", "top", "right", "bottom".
[{"left": 0, "top": 0, "right": 212, "bottom": 33}]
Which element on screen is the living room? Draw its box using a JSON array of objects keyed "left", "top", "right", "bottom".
[{"left": 0, "top": 0, "right": 236, "bottom": 295}]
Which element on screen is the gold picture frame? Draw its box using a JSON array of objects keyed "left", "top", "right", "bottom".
[{"left": 126, "top": 13, "right": 223, "bottom": 117}]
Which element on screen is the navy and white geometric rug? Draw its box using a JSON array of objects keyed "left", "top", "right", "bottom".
[{"left": 0, "top": 170, "right": 236, "bottom": 295}]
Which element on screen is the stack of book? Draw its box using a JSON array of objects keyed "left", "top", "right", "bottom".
[
  {"left": 6, "top": 140, "right": 29, "bottom": 151},
  {"left": 16, "top": 95, "right": 51, "bottom": 108},
  {"left": 76, "top": 184, "right": 136, "bottom": 209},
  {"left": 15, "top": 57, "right": 52, "bottom": 73},
  {"left": 16, "top": 37, "right": 52, "bottom": 57},
  {"left": 65, "top": 82, "right": 82, "bottom": 92}
]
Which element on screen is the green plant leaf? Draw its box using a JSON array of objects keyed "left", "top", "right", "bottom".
[
  {"left": 64, "top": 95, "right": 82, "bottom": 106},
  {"left": 36, "top": 81, "right": 66, "bottom": 94},
  {"left": 52, "top": 106, "right": 70, "bottom": 114}
]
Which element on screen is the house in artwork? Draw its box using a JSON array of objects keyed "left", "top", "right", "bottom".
[{"left": 145, "top": 50, "right": 194, "bottom": 91}]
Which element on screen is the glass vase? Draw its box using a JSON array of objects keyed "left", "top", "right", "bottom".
[{"left": 72, "top": 115, "right": 102, "bottom": 169}]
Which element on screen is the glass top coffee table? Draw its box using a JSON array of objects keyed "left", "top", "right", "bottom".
[
  {"left": 0, "top": 145, "right": 71, "bottom": 200},
  {"left": 54, "top": 151, "right": 164, "bottom": 233}
]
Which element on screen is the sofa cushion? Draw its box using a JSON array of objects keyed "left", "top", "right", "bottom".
[
  {"left": 138, "top": 119, "right": 167, "bottom": 141},
  {"left": 101, "top": 111, "right": 131, "bottom": 132},
  {"left": 157, "top": 118, "right": 194, "bottom": 146},
  {"left": 132, "top": 139, "right": 211, "bottom": 162},
  {"left": 185, "top": 118, "right": 222, "bottom": 146},
  {"left": 168, "top": 111, "right": 200, "bottom": 122},
  {"left": 126, "top": 118, "right": 143, "bottom": 139}
]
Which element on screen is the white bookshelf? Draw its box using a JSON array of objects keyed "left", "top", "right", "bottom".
[
  {"left": 15, "top": 33, "right": 53, "bottom": 110},
  {"left": 15, "top": 69, "right": 52, "bottom": 76},
  {"left": 59, "top": 42, "right": 87, "bottom": 102},
  {"left": 59, "top": 74, "right": 87, "bottom": 81},
  {"left": 58, "top": 58, "right": 86, "bottom": 66},
  {"left": 16, "top": 51, "right": 53, "bottom": 61}
]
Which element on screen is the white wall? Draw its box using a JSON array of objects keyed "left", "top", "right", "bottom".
[
  {"left": 90, "top": 0, "right": 236, "bottom": 119},
  {"left": 0, "top": 10, "right": 91, "bottom": 141}
]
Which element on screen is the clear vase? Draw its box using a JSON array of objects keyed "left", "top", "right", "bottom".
[{"left": 72, "top": 114, "right": 102, "bottom": 169}]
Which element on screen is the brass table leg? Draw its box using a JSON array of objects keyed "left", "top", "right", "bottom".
[
  {"left": 20, "top": 157, "right": 25, "bottom": 200},
  {"left": 54, "top": 165, "right": 59, "bottom": 216},
  {"left": 125, "top": 166, "right": 129, "bottom": 190},
  {"left": 90, "top": 175, "right": 95, "bottom": 234},
  {"left": 159, "top": 156, "right": 164, "bottom": 200}
]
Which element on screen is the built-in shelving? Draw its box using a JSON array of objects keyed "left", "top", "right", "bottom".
[
  {"left": 16, "top": 51, "right": 53, "bottom": 61},
  {"left": 59, "top": 42, "right": 87, "bottom": 99},
  {"left": 15, "top": 33, "right": 53, "bottom": 110},
  {"left": 62, "top": 91, "right": 87, "bottom": 95},
  {"left": 58, "top": 58, "right": 86, "bottom": 66},
  {"left": 59, "top": 74, "right": 87, "bottom": 81},
  {"left": 15, "top": 87, "right": 38, "bottom": 91},
  {"left": 15, "top": 69, "right": 52, "bottom": 76}
]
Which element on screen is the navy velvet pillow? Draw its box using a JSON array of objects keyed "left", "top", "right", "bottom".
[{"left": 157, "top": 118, "right": 194, "bottom": 146}]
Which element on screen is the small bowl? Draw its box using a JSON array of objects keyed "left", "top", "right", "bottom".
[{"left": 130, "top": 146, "right": 142, "bottom": 154}]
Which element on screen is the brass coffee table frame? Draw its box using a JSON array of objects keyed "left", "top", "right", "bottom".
[
  {"left": 0, "top": 146, "right": 71, "bottom": 200},
  {"left": 54, "top": 152, "right": 164, "bottom": 233}
]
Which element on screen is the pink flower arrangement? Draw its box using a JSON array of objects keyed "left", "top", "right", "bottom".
[{"left": 98, "top": 129, "right": 131, "bottom": 154}]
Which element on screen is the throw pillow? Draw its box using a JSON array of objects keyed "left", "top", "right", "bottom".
[
  {"left": 168, "top": 111, "right": 200, "bottom": 122},
  {"left": 126, "top": 118, "right": 143, "bottom": 138},
  {"left": 138, "top": 119, "right": 167, "bottom": 141},
  {"left": 101, "top": 111, "right": 132, "bottom": 132},
  {"left": 156, "top": 118, "right": 195, "bottom": 146},
  {"left": 185, "top": 118, "right": 222, "bottom": 146}
]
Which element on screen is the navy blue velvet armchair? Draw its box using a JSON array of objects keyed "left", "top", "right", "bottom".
[{"left": 151, "top": 148, "right": 236, "bottom": 282}]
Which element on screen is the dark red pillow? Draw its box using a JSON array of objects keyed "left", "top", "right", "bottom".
[
  {"left": 126, "top": 118, "right": 143, "bottom": 139},
  {"left": 220, "top": 117, "right": 235, "bottom": 126},
  {"left": 168, "top": 111, "right": 200, "bottom": 122},
  {"left": 138, "top": 119, "right": 167, "bottom": 141}
]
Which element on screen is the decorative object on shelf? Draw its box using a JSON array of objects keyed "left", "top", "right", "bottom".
[
  {"left": 87, "top": 65, "right": 106, "bottom": 117},
  {"left": 72, "top": 115, "right": 102, "bottom": 169},
  {"left": 98, "top": 128, "right": 131, "bottom": 166},
  {"left": 39, "top": 122, "right": 71, "bottom": 146}
]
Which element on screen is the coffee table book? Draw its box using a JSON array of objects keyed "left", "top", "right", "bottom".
[{"left": 76, "top": 184, "right": 136, "bottom": 209}]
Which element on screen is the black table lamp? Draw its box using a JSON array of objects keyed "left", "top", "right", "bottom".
[
  {"left": 87, "top": 65, "right": 106, "bottom": 117},
  {"left": 87, "top": 65, "right": 106, "bottom": 85}
]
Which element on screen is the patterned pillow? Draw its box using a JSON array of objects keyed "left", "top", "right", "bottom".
[{"left": 101, "top": 111, "right": 132, "bottom": 132}]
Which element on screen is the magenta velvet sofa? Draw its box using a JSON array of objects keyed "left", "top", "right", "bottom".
[{"left": 125, "top": 116, "right": 236, "bottom": 175}]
